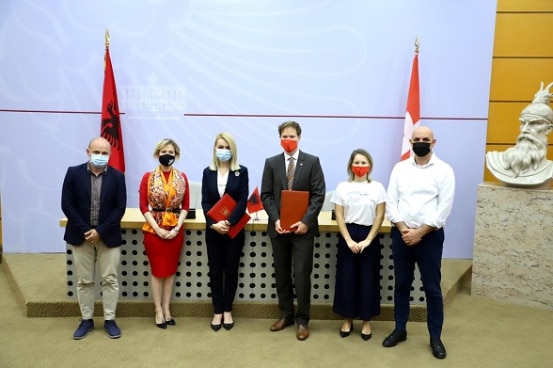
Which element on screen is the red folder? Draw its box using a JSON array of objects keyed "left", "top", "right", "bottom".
[
  {"left": 207, "top": 193, "right": 250, "bottom": 239},
  {"left": 207, "top": 193, "right": 236, "bottom": 222},
  {"left": 280, "top": 190, "right": 309, "bottom": 231},
  {"left": 227, "top": 213, "right": 251, "bottom": 239}
]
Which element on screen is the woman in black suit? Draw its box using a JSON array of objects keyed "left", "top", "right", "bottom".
[{"left": 201, "top": 132, "right": 249, "bottom": 331}]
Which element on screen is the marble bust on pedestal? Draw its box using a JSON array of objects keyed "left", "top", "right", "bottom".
[{"left": 486, "top": 81, "right": 553, "bottom": 189}]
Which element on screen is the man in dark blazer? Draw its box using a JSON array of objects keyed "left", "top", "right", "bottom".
[
  {"left": 261, "top": 121, "right": 325, "bottom": 341},
  {"left": 61, "top": 137, "right": 126, "bottom": 340}
]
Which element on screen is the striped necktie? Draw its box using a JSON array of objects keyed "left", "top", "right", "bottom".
[{"left": 287, "top": 157, "right": 295, "bottom": 190}]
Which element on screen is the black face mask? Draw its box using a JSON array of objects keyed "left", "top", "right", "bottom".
[
  {"left": 412, "top": 142, "right": 431, "bottom": 157},
  {"left": 159, "top": 154, "right": 175, "bottom": 167}
]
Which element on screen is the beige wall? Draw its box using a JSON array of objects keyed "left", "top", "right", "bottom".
[{"left": 485, "top": 0, "right": 553, "bottom": 183}]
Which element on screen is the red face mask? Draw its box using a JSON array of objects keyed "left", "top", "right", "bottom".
[
  {"left": 280, "top": 139, "right": 298, "bottom": 153},
  {"left": 351, "top": 165, "right": 371, "bottom": 177}
]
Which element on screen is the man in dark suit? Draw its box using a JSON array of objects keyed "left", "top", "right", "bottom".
[
  {"left": 61, "top": 137, "right": 127, "bottom": 340},
  {"left": 261, "top": 121, "right": 325, "bottom": 341}
]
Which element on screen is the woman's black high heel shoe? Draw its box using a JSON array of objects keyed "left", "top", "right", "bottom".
[
  {"left": 211, "top": 322, "right": 222, "bottom": 332},
  {"left": 156, "top": 317, "right": 167, "bottom": 329},
  {"left": 340, "top": 324, "right": 353, "bottom": 338},
  {"left": 361, "top": 332, "right": 372, "bottom": 341},
  {"left": 165, "top": 319, "right": 176, "bottom": 326},
  {"left": 223, "top": 312, "right": 234, "bottom": 330},
  {"left": 361, "top": 321, "right": 372, "bottom": 340}
]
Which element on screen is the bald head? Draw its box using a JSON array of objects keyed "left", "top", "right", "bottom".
[
  {"left": 88, "top": 137, "right": 111, "bottom": 151},
  {"left": 412, "top": 126, "right": 434, "bottom": 140}
]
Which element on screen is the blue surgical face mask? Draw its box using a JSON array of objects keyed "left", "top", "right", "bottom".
[
  {"left": 90, "top": 154, "right": 109, "bottom": 167},
  {"left": 215, "top": 148, "right": 232, "bottom": 162}
]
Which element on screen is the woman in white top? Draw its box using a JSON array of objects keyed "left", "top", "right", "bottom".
[{"left": 330, "top": 149, "right": 386, "bottom": 341}]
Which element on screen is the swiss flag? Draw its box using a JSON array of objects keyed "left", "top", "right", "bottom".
[
  {"left": 100, "top": 46, "right": 125, "bottom": 172},
  {"left": 247, "top": 186, "right": 264, "bottom": 214},
  {"left": 400, "top": 52, "right": 420, "bottom": 161}
]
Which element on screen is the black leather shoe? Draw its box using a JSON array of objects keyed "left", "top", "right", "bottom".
[
  {"left": 211, "top": 323, "right": 222, "bottom": 332},
  {"left": 361, "top": 332, "right": 372, "bottom": 341},
  {"left": 156, "top": 319, "right": 167, "bottom": 329},
  {"left": 382, "top": 329, "right": 407, "bottom": 347},
  {"left": 165, "top": 319, "right": 176, "bottom": 326},
  {"left": 430, "top": 338, "right": 447, "bottom": 359},
  {"left": 223, "top": 322, "right": 234, "bottom": 330},
  {"left": 155, "top": 313, "right": 166, "bottom": 329},
  {"left": 339, "top": 324, "right": 353, "bottom": 338}
]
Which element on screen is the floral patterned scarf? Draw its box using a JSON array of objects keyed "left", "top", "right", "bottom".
[{"left": 142, "top": 166, "right": 186, "bottom": 234}]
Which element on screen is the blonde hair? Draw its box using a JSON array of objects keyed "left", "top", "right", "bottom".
[
  {"left": 153, "top": 138, "right": 181, "bottom": 159},
  {"left": 209, "top": 132, "right": 240, "bottom": 171},
  {"left": 347, "top": 148, "right": 373, "bottom": 183}
]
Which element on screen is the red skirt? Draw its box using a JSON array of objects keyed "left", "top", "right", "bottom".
[{"left": 143, "top": 231, "right": 185, "bottom": 278}]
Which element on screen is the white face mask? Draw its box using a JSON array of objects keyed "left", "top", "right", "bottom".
[{"left": 90, "top": 154, "right": 109, "bottom": 167}]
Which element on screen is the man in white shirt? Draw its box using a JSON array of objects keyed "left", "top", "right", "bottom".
[{"left": 383, "top": 126, "right": 455, "bottom": 360}]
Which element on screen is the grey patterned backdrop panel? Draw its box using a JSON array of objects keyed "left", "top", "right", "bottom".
[{"left": 66, "top": 229, "right": 425, "bottom": 305}]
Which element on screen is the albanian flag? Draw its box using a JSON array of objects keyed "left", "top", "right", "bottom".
[
  {"left": 100, "top": 46, "right": 125, "bottom": 172},
  {"left": 247, "top": 186, "right": 264, "bottom": 214}
]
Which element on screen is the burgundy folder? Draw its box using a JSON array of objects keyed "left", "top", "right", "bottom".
[{"left": 280, "top": 190, "right": 309, "bottom": 231}]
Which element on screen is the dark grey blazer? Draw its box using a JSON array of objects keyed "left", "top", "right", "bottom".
[{"left": 261, "top": 150, "right": 325, "bottom": 238}]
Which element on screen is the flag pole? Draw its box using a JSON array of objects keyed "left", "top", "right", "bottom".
[
  {"left": 105, "top": 29, "right": 110, "bottom": 49},
  {"left": 104, "top": 30, "right": 110, "bottom": 70}
]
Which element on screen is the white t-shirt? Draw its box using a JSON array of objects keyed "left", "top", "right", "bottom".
[{"left": 330, "top": 180, "right": 387, "bottom": 226}]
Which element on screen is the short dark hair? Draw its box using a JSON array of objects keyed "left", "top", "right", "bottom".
[{"left": 278, "top": 121, "right": 302, "bottom": 137}]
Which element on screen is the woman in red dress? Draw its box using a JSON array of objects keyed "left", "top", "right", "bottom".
[{"left": 139, "top": 139, "right": 190, "bottom": 329}]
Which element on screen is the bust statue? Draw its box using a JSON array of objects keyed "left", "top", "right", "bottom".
[{"left": 486, "top": 81, "right": 553, "bottom": 189}]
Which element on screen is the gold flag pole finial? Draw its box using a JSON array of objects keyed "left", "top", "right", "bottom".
[
  {"left": 414, "top": 37, "right": 419, "bottom": 54},
  {"left": 105, "top": 29, "right": 110, "bottom": 49}
]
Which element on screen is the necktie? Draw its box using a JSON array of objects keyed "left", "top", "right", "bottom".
[{"left": 287, "top": 157, "right": 295, "bottom": 190}]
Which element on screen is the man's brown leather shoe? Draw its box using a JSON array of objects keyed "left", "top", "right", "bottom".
[
  {"left": 270, "top": 318, "right": 294, "bottom": 332},
  {"left": 296, "top": 324, "right": 310, "bottom": 341}
]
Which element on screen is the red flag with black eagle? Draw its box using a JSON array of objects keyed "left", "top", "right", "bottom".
[
  {"left": 101, "top": 46, "right": 125, "bottom": 172},
  {"left": 247, "top": 186, "right": 264, "bottom": 214}
]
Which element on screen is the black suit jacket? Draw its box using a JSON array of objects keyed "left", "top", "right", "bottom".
[
  {"left": 61, "top": 162, "right": 127, "bottom": 247},
  {"left": 201, "top": 165, "right": 249, "bottom": 228},
  {"left": 261, "top": 150, "right": 325, "bottom": 238}
]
